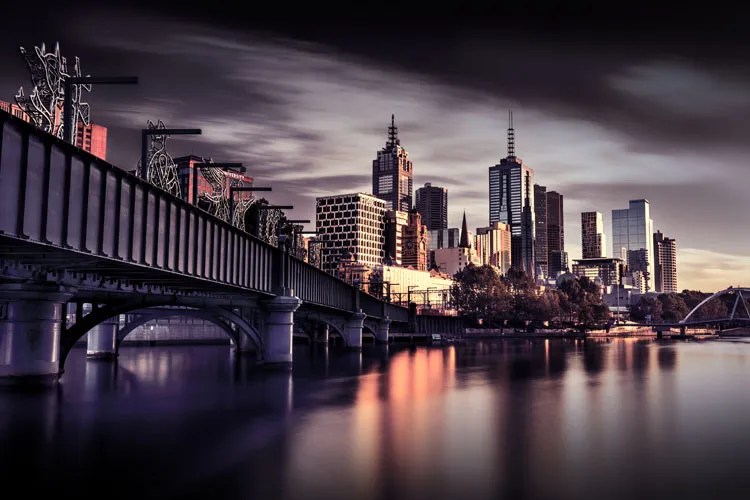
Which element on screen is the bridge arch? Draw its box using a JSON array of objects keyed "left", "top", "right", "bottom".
[
  {"left": 681, "top": 287, "right": 750, "bottom": 324},
  {"left": 60, "top": 298, "right": 262, "bottom": 371},
  {"left": 116, "top": 308, "right": 239, "bottom": 347}
]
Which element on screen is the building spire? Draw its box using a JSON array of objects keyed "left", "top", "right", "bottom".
[
  {"left": 387, "top": 113, "right": 400, "bottom": 148},
  {"left": 460, "top": 211, "right": 470, "bottom": 248},
  {"left": 507, "top": 109, "right": 515, "bottom": 158}
]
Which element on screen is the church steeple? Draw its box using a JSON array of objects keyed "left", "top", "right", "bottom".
[{"left": 459, "top": 211, "right": 470, "bottom": 248}]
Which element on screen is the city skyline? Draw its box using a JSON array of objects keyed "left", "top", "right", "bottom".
[{"left": 1, "top": 5, "right": 749, "bottom": 291}]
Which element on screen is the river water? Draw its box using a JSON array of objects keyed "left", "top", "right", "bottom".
[{"left": 2, "top": 337, "right": 750, "bottom": 500}]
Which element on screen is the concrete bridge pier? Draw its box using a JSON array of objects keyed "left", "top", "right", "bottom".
[
  {"left": 0, "top": 284, "right": 74, "bottom": 385},
  {"left": 343, "top": 310, "right": 366, "bottom": 350},
  {"left": 86, "top": 314, "right": 120, "bottom": 359},
  {"left": 261, "top": 292, "right": 302, "bottom": 367},
  {"left": 314, "top": 323, "right": 329, "bottom": 344},
  {"left": 375, "top": 318, "right": 391, "bottom": 344}
]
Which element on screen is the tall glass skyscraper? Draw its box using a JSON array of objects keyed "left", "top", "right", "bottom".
[
  {"left": 489, "top": 111, "right": 535, "bottom": 277},
  {"left": 612, "top": 199, "right": 654, "bottom": 291},
  {"left": 372, "top": 115, "right": 413, "bottom": 211},
  {"left": 546, "top": 191, "right": 565, "bottom": 277},
  {"left": 534, "top": 184, "right": 548, "bottom": 278}
]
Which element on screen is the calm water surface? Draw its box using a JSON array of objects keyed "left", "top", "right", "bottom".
[{"left": 2, "top": 338, "right": 750, "bottom": 500}]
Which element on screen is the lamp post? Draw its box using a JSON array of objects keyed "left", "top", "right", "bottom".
[
  {"left": 63, "top": 76, "right": 139, "bottom": 144},
  {"left": 141, "top": 127, "right": 202, "bottom": 181}
]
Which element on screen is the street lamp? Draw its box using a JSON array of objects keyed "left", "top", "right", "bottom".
[
  {"left": 63, "top": 76, "right": 139, "bottom": 144},
  {"left": 141, "top": 127, "right": 202, "bottom": 180}
]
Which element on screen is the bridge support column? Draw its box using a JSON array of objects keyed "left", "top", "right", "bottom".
[
  {"left": 375, "top": 318, "right": 391, "bottom": 344},
  {"left": 0, "top": 284, "right": 74, "bottom": 385},
  {"left": 261, "top": 293, "right": 302, "bottom": 367},
  {"left": 86, "top": 315, "right": 119, "bottom": 359},
  {"left": 343, "top": 310, "right": 366, "bottom": 350},
  {"left": 314, "top": 323, "right": 329, "bottom": 344}
]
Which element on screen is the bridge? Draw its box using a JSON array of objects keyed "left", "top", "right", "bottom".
[
  {"left": 0, "top": 110, "right": 462, "bottom": 384},
  {"left": 646, "top": 287, "right": 750, "bottom": 337}
]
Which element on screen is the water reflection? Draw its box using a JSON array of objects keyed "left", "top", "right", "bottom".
[{"left": 2, "top": 339, "right": 750, "bottom": 500}]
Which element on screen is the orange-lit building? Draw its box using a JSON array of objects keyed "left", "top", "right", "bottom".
[
  {"left": 174, "top": 155, "right": 254, "bottom": 204},
  {"left": 75, "top": 122, "right": 107, "bottom": 160},
  {"left": 0, "top": 99, "right": 108, "bottom": 161}
]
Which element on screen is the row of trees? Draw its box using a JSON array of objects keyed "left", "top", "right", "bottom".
[
  {"left": 450, "top": 265, "right": 609, "bottom": 329},
  {"left": 630, "top": 290, "right": 731, "bottom": 322}
]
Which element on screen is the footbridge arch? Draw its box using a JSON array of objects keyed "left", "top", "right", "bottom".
[{"left": 681, "top": 287, "right": 750, "bottom": 324}]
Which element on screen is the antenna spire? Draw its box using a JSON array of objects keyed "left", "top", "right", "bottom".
[
  {"left": 507, "top": 109, "right": 515, "bottom": 158},
  {"left": 387, "top": 114, "right": 399, "bottom": 147}
]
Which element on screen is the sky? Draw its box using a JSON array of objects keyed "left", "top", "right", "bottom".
[{"left": 1, "top": 3, "right": 749, "bottom": 292}]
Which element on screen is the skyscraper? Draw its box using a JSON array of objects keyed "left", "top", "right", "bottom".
[
  {"left": 612, "top": 199, "right": 655, "bottom": 292},
  {"left": 315, "top": 193, "right": 385, "bottom": 275},
  {"left": 546, "top": 191, "right": 565, "bottom": 277},
  {"left": 488, "top": 111, "right": 536, "bottom": 277},
  {"left": 653, "top": 230, "right": 677, "bottom": 293},
  {"left": 581, "top": 211, "right": 606, "bottom": 258},
  {"left": 372, "top": 115, "right": 413, "bottom": 211},
  {"left": 534, "top": 184, "right": 548, "bottom": 278},
  {"left": 415, "top": 182, "right": 448, "bottom": 230}
]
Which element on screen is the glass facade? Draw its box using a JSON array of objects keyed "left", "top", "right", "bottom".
[
  {"left": 581, "top": 211, "right": 605, "bottom": 258},
  {"left": 611, "top": 199, "right": 654, "bottom": 292},
  {"left": 489, "top": 157, "right": 535, "bottom": 276},
  {"left": 546, "top": 191, "right": 565, "bottom": 278},
  {"left": 534, "top": 184, "right": 548, "bottom": 278}
]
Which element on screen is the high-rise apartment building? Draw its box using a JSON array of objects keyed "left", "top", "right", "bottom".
[
  {"left": 475, "top": 221, "right": 512, "bottom": 274},
  {"left": 581, "top": 211, "right": 606, "bottom": 258},
  {"left": 316, "top": 193, "right": 386, "bottom": 275},
  {"left": 372, "top": 115, "right": 413, "bottom": 211},
  {"left": 534, "top": 184, "right": 548, "bottom": 278},
  {"left": 546, "top": 191, "right": 565, "bottom": 278},
  {"left": 415, "top": 182, "right": 448, "bottom": 230},
  {"left": 488, "top": 111, "right": 535, "bottom": 277},
  {"left": 653, "top": 230, "right": 677, "bottom": 293},
  {"left": 612, "top": 199, "right": 654, "bottom": 292}
]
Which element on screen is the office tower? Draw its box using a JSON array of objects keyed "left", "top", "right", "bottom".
[
  {"left": 534, "top": 184, "right": 548, "bottom": 278},
  {"left": 372, "top": 114, "right": 413, "bottom": 211},
  {"left": 612, "top": 199, "right": 654, "bottom": 291},
  {"left": 428, "top": 228, "right": 460, "bottom": 252},
  {"left": 415, "top": 182, "right": 448, "bottom": 230},
  {"left": 653, "top": 230, "right": 677, "bottom": 293},
  {"left": 402, "top": 210, "right": 429, "bottom": 271},
  {"left": 384, "top": 210, "right": 409, "bottom": 266},
  {"left": 546, "top": 191, "right": 565, "bottom": 277},
  {"left": 488, "top": 111, "right": 535, "bottom": 276},
  {"left": 581, "top": 211, "right": 606, "bottom": 258},
  {"left": 315, "top": 193, "right": 386, "bottom": 275},
  {"left": 475, "top": 222, "right": 512, "bottom": 274}
]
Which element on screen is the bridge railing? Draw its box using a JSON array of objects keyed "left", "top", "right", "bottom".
[
  {"left": 0, "top": 110, "right": 407, "bottom": 320},
  {"left": 0, "top": 112, "right": 279, "bottom": 294}
]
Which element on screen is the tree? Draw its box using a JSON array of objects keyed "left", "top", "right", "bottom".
[
  {"left": 451, "top": 264, "right": 511, "bottom": 326},
  {"left": 630, "top": 296, "right": 663, "bottom": 322},
  {"left": 557, "top": 276, "right": 608, "bottom": 327},
  {"left": 658, "top": 293, "right": 689, "bottom": 322}
]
